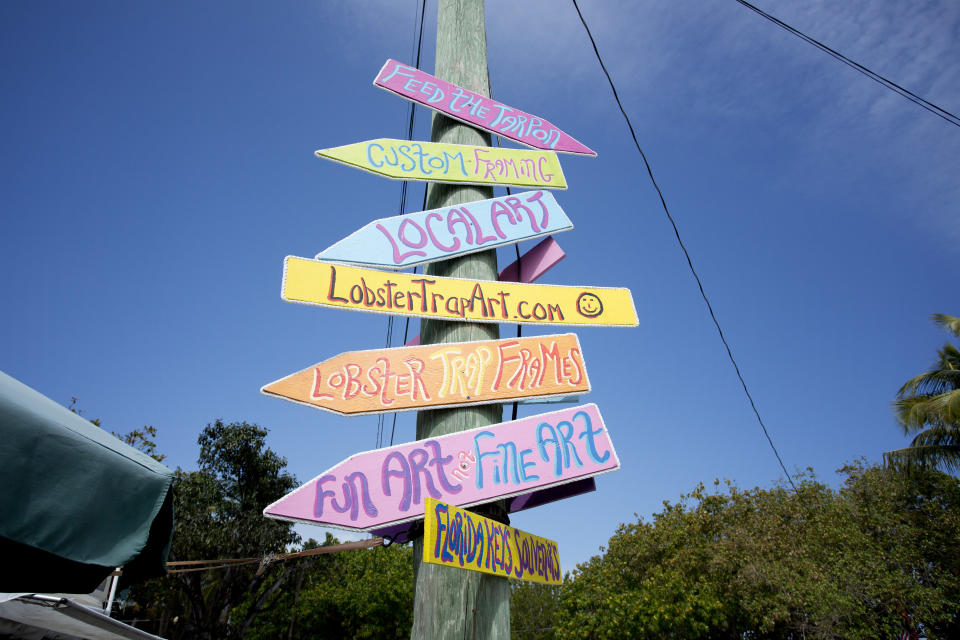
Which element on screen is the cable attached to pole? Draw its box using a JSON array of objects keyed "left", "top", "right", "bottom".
[{"left": 384, "top": 0, "right": 429, "bottom": 449}]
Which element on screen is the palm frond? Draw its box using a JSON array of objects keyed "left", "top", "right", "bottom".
[
  {"left": 932, "top": 313, "right": 960, "bottom": 338},
  {"left": 909, "top": 424, "right": 960, "bottom": 449},
  {"left": 896, "top": 368, "right": 960, "bottom": 398},
  {"left": 889, "top": 314, "right": 960, "bottom": 473},
  {"left": 884, "top": 441, "right": 960, "bottom": 474},
  {"left": 895, "top": 389, "right": 960, "bottom": 432}
]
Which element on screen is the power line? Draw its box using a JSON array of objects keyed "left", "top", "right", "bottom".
[
  {"left": 384, "top": 0, "right": 429, "bottom": 449},
  {"left": 733, "top": 0, "right": 960, "bottom": 129},
  {"left": 570, "top": 0, "right": 799, "bottom": 493}
]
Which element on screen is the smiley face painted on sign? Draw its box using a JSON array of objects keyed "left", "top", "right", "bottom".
[{"left": 576, "top": 292, "right": 604, "bottom": 318}]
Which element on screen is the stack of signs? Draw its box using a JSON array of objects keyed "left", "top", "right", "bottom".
[{"left": 263, "top": 59, "right": 638, "bottom": 579}]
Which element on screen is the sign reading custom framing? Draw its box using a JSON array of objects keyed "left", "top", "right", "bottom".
[
  {"left": 281, "top": 257, "right": 638, "bottom": 328},
  {"left": 315, "top": 139, "right": 567, "bottom": 189},
  {"left": 423, "top": 498, "right": 562, "bottom": 585},
  {"left": 261, "top": 334, "right": 589, "bottom": 415},
  {"left": 262, "top": 404, "right": 619, "bottom": 533},
  {"left": 374, "top": 59, "right": 596, "bottom": 157},
  {"left": 315, "top": 191, "right": 572, "bottom": 269}
]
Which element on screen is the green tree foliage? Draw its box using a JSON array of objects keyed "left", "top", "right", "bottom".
[
  {"left": 555, "top": 463, "right": 960, "bottom": 639},
  {"left": 511, "top": 581, "right": 561, "bottom": 640},
  {"left": 888, "top": 313, "right": 960, "bottom": 471},
  {"left": 234, "top": 533, "right": 413, "bottom": 640},
  {"left": 67, "top": 396, "right": 166, "bottom": 462},
  {"left": 121, "top": 420, "right": 299, "bottom": 640},
  {"left": 115, "top": 425, "right": 166, "bottom": 463}
]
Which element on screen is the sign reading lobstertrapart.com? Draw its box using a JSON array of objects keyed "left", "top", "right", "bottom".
[{"left": 281, "top": 257, "right": 638, "bottom": 327}]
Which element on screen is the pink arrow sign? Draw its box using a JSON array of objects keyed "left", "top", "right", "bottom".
[
  {"left": 375, "top": 59, "right": 596, "bottom": 157},
  {"left": 263, "top": 404, "right": 619, "bottom": 535}
]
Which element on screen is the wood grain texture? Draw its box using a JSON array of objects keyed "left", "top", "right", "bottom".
[{"left": 411, "top": 1, "right": 510, "bottom": 638}]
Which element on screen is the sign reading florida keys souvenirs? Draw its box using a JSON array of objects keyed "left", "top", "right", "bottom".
[
  {"left": 424, "top": 498, "right": 562, "bottom": 585},
  {"left": 375, "top": 59, "right": 596, "bottom": 158},
  {"left": 261, "top": 334, "right": 589, "bottom": 415},
  {"left": 315, "top": 139, "right": 567, "bottom": 190},
  {"left": 315, "top": 191, "right": 572, "bottom": 269},
  {"left": 262, "top": 404, "right": 619, "bottom": 534},
  {"left": 282, "top": 257, "right": 638, "bottom": 328}
]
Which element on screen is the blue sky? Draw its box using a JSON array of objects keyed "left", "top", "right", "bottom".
[{"left": 2, "top": 0, "right": 958, "bottom": 572}]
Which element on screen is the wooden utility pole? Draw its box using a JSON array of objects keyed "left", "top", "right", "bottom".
[{"left": 409, "top": 0, "right": 510, "bottom": 637}]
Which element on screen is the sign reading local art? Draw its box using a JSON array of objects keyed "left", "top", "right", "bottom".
[
  {"left": 282, "top": 257, "right": 638, "bottom": 327},
  {"left": 261, "top": 334, "right": 589, "bottom": 415},
  {"left": 423, "top": 498, "right": 562, "bottom": 585},
  {"left": 315, "top": 139, "right": 567, "bottom": 189},
  {"left": 262, "top": 404, "right": 619, "bottom": 533},
  {"left": 375, "top": 59, "right": 596, "bottom": 158},
  {"left": 316, "top": 191, "right": 572, "bottom": 269}
]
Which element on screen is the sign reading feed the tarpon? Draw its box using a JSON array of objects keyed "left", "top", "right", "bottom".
[
  {"left": 281, "top": 257, "right": 638, "bottom": 328},
  {"left": 261, "top": 333, "right": 589, "bottom": 416},
  {"left": 315, "top": 191, "right": 572, "bottom": 269},
  {"left": 315, "top": 139, "right": 567, "bottom": 190},
  {"left": 374, "top": 59, "right": 596, "bottom": 157},
  {"left": 262, "top": 404, "right": 619, "bottom": 533}
]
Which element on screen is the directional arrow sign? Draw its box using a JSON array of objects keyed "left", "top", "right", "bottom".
[
  {"left": 262, "top": 404, "right": 620, "bottom": 534},
  {"left": 423, "top": 498, "right": 562, "bottom": 585},
  {"left": 405, "top": 236, "right": 567, "bottom": 346},
  {"left": 315, "top": 139, "right": 567, "bottom": 190},
  {"left": 281, "top": 256, "right": 638, "bottom": 328},
  {"left": 315, "top": 191, "right": 572, "bottom": 269},
  {"left": 374, "top": 59, "right": 596, "bottom": 157},
  {"left": 261, "top": 333, "right": 589, "bottom": 416},
  {"left": 497, "top": 235, "right": 566, "bottom": 285}
]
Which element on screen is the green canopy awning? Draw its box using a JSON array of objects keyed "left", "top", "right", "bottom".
[{"left": 0, "top": 370, "right": 174, "bottom": 593}]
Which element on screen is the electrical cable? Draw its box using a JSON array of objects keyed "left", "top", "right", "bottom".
[
  {"left": 385, "top": 0, "right": 428, "bottom": 448},
  {"left": 733, "top": 0, "right": 960, "bottom": 128},
  {"left": 571, "top": 0, "right": 800, "bottom": 494}
]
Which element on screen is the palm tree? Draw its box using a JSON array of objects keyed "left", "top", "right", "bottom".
[{"left": 885, "top": 314, "right": 960, "bottom": 472}]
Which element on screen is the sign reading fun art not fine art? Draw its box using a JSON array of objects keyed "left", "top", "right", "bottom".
[{"left": 262, "top": 404, "right": 620, "bottom": 534}]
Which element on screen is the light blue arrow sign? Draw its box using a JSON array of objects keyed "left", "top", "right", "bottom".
[{"left": 315, "top": 190, "right": 573, "bottom": 270}]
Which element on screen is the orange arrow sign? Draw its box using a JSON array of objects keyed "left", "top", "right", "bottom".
[{"left": 261, "top": 333, "right": 589, "bottom": 416}]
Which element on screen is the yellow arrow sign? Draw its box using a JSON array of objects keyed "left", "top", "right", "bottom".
[
  {"left": 423, "top": 498, "right": 561, "bottom": 585},
  {"left": 315, "top": 139, "right": 567, "bottom": 190},
  {"left": 281, "top": 257, "right": 638, "bottom": 328}
]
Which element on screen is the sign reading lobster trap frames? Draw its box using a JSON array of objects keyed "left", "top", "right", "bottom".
[{"left": 261, "top": 333, "right": 589, "bottom": 415}]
